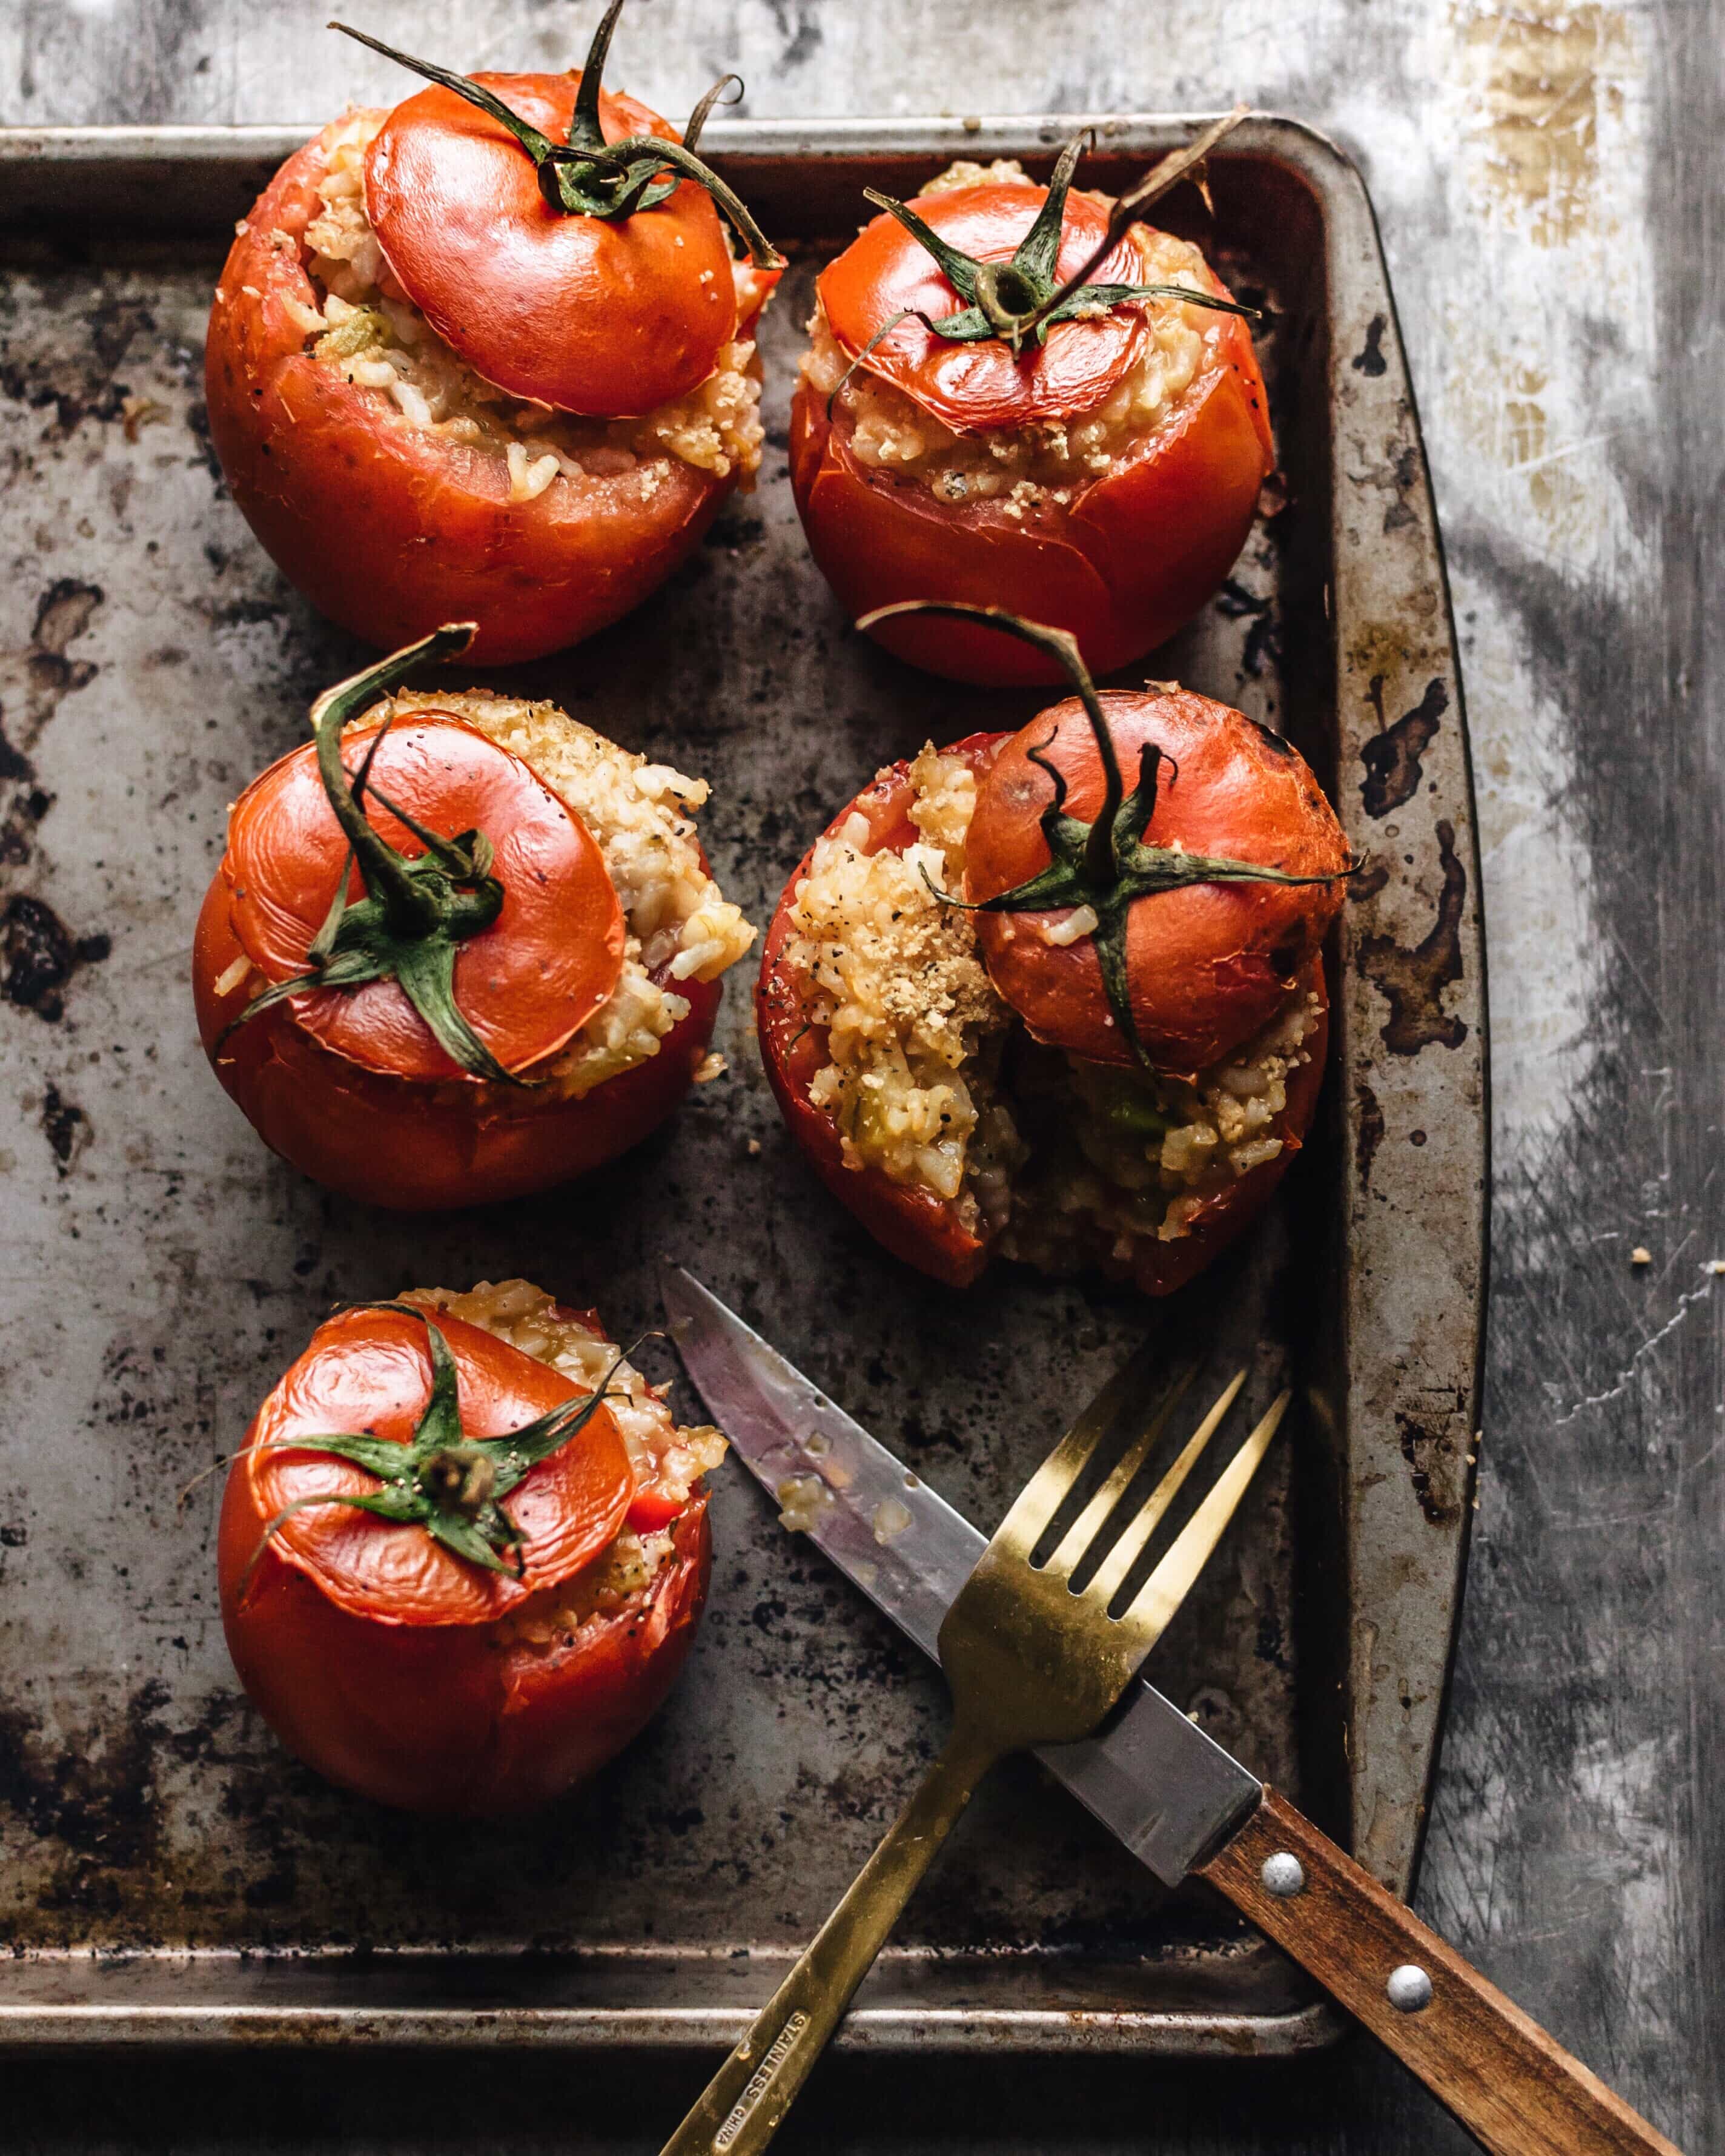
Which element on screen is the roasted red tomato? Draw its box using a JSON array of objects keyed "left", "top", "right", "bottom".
[
  {"left": 219, "top": 1286, "right": 723, "bottom": 1814},
  {"left": 193, "top": 627, "right": 755, "bottom": 1210},
  {"left": 789, "top": 123, "right": 1272, "bottom": 686},
  {"left": 757, "top": 606, "right": 1351, "bottom": 1294},
  {"left": 205, "top": 4, "right": 783, "bottom": 664}
]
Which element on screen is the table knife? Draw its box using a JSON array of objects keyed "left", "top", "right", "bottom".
[{"left": 661, "top": 1262, "right": 1680, "bottom": 2156}]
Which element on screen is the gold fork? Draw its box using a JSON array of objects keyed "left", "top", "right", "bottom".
[{"left": 659, "top": 1351, "right": 1291, "bottom": 2156}]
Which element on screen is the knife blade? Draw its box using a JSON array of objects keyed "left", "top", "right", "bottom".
[{"left": 660, "top": 1260, "right": 1260, "bottom": 1887}]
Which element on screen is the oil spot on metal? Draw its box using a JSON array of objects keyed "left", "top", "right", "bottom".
[
  {"left": 1360, "top": 677, "right": 1448, "bottom": 818},
  {"left": 1356, "top": 821, "right": 1469, "bottom": 1055},
  {"left": 29, "top": 578, "right": 103, "bottom": 693},
  {"left": 0, "top": 578, "right": 105, "bottom": 868},
  {"left": 0, "top": 305, "right": 144, "bottom": 440},
  {"left": 39, "top": 1082, "right": 91, "bottom": 1173},
  {"left": 1, "top": 894, "right": 110, "bottom": 1020},
  {"left": 1351, "top": 313, "right": 1388, "bottom": 377},
  {"left": 1355, "top": 1078, "right": 1386, "bottom": 1192},
  {"left": 0, "top": 780, "right": 54, "bottom": 867},
  {"left": 0, "top": 1681, "right": 170, "bottom": 1886},
  {"left": 0, "top": 570, "right": 103, "bottom": 753},
  {"left": 1214, "top": 578, "right": 1279, "bottom": 678},
  {"left": 1395, "top": 1406, "right": 1465, "bottom": 1529}
]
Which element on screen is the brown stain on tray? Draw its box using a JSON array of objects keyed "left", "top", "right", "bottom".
[
  {"left": 2, "top": 894, "right": 110, "bottom": 1020},
  {"left": 1355, "top": 1079, "right": 1386, "bottom": 1192},
  {"left": 1360, "top": 677, "right": 1448, "bottom": 817},
  {"left": 1357, "top": 821, "right": 1469, "bottom": 1055},
  {"left": 1396, "top": 1407, "right": 1465, "bottom": 1529}
]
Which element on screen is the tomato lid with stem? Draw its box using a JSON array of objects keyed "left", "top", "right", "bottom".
[
  {"left": 336, "top": 4, "right": 784, "bottom": 417},
  {"left": 221, "top": 626, "right": 625, "bottom": 1088},
  {"left": 818, "top": 113, "right": 1256, "bottom": 436},
  {"left": 860, "top": 603, "right": 1356, "bottom": 1072},
  {"left": 240, "top": 1302, "right": 639, "bottom": 1626}
]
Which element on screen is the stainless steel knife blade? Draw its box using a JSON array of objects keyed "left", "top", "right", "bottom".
[{"left": 660, "top": 1261, "right": 1262, "bottom": 1886}]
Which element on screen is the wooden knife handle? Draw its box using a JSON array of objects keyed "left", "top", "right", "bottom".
[{"left": 1199, "top": 1788, "right": 1682, "bottom": 2156}]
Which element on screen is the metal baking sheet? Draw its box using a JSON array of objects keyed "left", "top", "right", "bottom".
[{"left": 0, "top": 114, "right": 1486, "bottom": 2052}]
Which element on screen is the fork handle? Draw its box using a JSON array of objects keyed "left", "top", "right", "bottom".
[
  {"left": 1200, "top": 1789, "right": 1683, "bottom": 2156},
  {"left": 659, "top": 1721, "right": 1001, "bottom": 2156}
]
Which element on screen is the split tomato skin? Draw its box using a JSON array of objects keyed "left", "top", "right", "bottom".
[
  {"left": 194, "top": 865, "right": 724, "bottom": 1211},
  {"left": 219, "top": 1305, "right": 712, "bottom": 1816},
  {"left": 790, "top": 187, "right": 1273, "bottom": 687},
  {"left": 756, "top": 737, "right": 1007, "bottom": 1289},
  {"left": 205, "top": 125, "right": 747, "bottom": 664}
]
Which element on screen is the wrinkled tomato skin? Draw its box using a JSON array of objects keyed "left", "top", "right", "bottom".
[
  {"left": 220, "top": 1473, "right": 710, "bottom": 1816},
  {"left": 817, "top": 184, "right": 1148, "bottom": 434},
  {"left": 757, "top": 746, "right": 1329, "bottom": 1295},
  {"left": 788, "top": 277, "right": 1271, "bottom": 688},
  {"left": 205, "top": 125, "right": 746, "bottom": 665},
  {"left": 194, "top": 868, "right": 723, "bottom": 1211},
  {"left": 965, "top": 689, "right": 1350, "bottom": 1071}
]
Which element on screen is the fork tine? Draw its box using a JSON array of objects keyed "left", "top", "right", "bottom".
[
  {"left": 992, "top": 1336, "right": 1162, "bottom": 1554},
  {"left": 1042, "top": 1361, "right": 1198, "bottom": 1579},
  {"left": 1114, "top": 1389, "right": 1292, "bottom": 1646},
  {"left": 1080, "top": 1369, "right": 1247, "bottom": 1605}
]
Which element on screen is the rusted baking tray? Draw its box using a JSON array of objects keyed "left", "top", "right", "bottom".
[{"left": 0, "top": 114, "right": 1486, "bottom": 2053}]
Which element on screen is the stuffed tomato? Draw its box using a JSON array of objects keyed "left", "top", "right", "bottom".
[
  {"left": 193, "top": 627, "right": 755, "bottom": 1210},
  {"left": 790, "top": 125, "right": 1271, "bottom": 687},
  {"left": 205, "top": 4, "right": 782, "bottom": 663},
  {"left": 219, "top": 1283, "right": 723, "bottom": 1814},
  {"left": 757, "top": 606, "right": 1351, "bottom": 1294}
]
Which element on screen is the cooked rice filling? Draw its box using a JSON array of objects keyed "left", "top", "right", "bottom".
[
  {"left": 783, "top": 744, "right": 1318, "bottom": 1257},
  {"left": 783, "top": 747, "right": 1003, "bottom": 1205},
  {"left": 299, "top": 687, "right": 755, "bottom": 1096},
  {"left": 800, "top": 160, "right": 1220, "bottom": 509},
  {"left": 408, "top": 1278, "right": 725, "bottom": 1645},
  {"left": 283, "top": 110, "right": 768, "bottom": 492}
]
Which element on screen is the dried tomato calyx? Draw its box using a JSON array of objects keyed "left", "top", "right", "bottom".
[
  {"left": 851, "top": 110, "right": 1256, "bottom": 362},
  {"left": 862, "top": 602, "right": 1356, "bottom": 1067},
  {"left": 330, "top": 5, "right": 784, "bottom": 267},
  {"left": 223, "top": 622, "right": 538, "bottom": 1086},
  {"left": 248, "top": 1303, "right": 626, "bottom": 1581}
]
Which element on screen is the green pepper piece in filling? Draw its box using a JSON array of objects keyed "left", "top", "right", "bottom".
[{"left": 1104, "top": 1090, "right": 1174, "bottom": 1140}]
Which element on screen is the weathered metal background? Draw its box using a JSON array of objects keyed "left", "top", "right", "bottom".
[{"left": 0, "top": 117, "right": 1483, "bottom": 2057}]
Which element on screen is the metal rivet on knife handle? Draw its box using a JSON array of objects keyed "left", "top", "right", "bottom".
[
  {"left": 1386, "top": 1963, "right": 1433, "bottom": 2014},
  {"left": 1260, "top": 1851, "right": 1305, "bottom": 1897}
]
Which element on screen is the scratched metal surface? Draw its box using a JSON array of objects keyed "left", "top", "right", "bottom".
[
  {"left": 0, "top": 0, "right": 1718, "bottom": 2146},
  {"left": 0, "top": 116, "right": 1482, "bottom": 2060}
]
